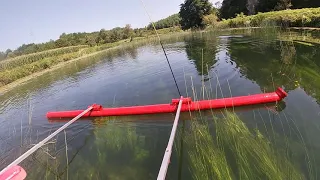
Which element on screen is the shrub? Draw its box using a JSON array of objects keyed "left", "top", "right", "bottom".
[
  {"left": 217, "top": 8, "right": 320, "bottom": 28},
  {"left": 203, "top": 14, "right": 219, "bottom": 27}
]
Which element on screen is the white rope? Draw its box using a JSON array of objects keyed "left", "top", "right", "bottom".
[
  {"left": 0, "top": 106, "right": 93, "bottom": 175},
  {"left": 157, "top": 97, "right": 183, "bottom": 180}
]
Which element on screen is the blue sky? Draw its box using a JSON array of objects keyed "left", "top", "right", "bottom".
[{"left": 0, "top": 0, "right": 219, "bottom": 51}]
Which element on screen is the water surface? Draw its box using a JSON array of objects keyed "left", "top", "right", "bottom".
[{"left": 1, "top": 30, "right": 320, "bottom": 179}]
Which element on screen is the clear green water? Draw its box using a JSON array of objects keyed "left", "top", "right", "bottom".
[{"left": 1, "top": 29, "right": 320, "bottom": 179}]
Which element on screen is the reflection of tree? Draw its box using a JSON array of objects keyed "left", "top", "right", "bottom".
[
  {"left": 126, "top": 45, "right": 138, "bottom": 59},
  {"left": 184, "top": 34, "right": 218, "bottom": 76},
  {"left": 228, "top": 32, "right": 320, "bottom": 102},
  {"left": 280, "top": 40, "right": 296, "bottom": 65}
]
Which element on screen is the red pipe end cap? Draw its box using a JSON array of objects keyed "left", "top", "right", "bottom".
[
  {"left": 91, "top": 104, "right": 103, "bottom": 111},
  {"left": 276, "top": 87, "right": 288, "bottom": 99}
]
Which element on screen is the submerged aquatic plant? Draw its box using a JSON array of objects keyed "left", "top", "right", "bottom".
[
  {"left": 185, "top": 119, "right": 232, "bottom": 180},
  {"left": 279, "top": 39, "right": 296, "bottom": 65},
  {"left": 185, "top": 111, "right": 304, "bottom": 180}
]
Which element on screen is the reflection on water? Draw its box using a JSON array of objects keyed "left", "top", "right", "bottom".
[{"left": 1, "top": 30, "right": 320, "bottom": 179}]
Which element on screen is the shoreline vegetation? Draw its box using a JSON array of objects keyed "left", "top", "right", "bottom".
[
  {"left": 0, "top": 31, "right": 188, "bottom": 94},
  {"left": 0, "top": 7, "right": 320, "bottom": 94},
  {"left": 214, "top": 8, "right": 320, "bottom": 29}
]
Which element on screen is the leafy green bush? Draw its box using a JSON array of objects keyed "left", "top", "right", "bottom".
[
  {"left": 217, "top": 8, "right": 320, "bottom": 28},
  {"left": 203, "top": 13, "right": 219, "bottom": 27}
]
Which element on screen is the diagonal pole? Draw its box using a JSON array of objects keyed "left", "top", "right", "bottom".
[
  {"left": 157, "top": 97, "right": 183, "bottom": 180},
  {"left": 0, "top": 106, "right": 93, "bottom": 176}
]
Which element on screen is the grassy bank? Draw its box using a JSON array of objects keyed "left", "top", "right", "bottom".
[
  {"left": 0, "top": 26, "right": 183, "bottom": 88},
  {"left": 0, "top": 31, "right": 188, "bottom": 93},
  {"left": 0, "top": 45, "right": 88, "bottom": 71},
  {"left": 216, "top": 8, "right": 320, "bottom": 29},
  {"left": 0, "top": 43, "right": 121, "bottom": 87}
]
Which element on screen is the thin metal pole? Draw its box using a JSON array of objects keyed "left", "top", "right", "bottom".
[
  {"left": 157, "top": 97, "right": 183, "bottom": 180},
  {"left": 0, "top": 106, "right": 93, "bottom": 175},
  {"left": 139, "top": 0, "right": 182, "bottom": 96}
]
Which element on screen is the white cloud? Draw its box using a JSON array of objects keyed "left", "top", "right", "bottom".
[{"left": 210, "top": 0, "right": 222, "bottom": 7}]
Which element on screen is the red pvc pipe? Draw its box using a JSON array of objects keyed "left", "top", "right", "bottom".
[{"left": 46, "top": 87, "right": 287, "bottom": 119}]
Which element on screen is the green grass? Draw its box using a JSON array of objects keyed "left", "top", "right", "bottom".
[
  {"left": 0, "top": 45, "right": 88, "bottom": 71},
  {"left": 0, "top": 42, "right": 124, "bottom": 86},
  {"left": 0, "top": 31, "right": 188, "bottom": 88},
  {"left": 217, "top": 8, "right": 320, "bottom": 29},
  {"left": 0, "top": 40, "right": 138, "bottom": 87},
  {"left": 185, "top": 111, "right": 305, "bottom": 180},
  {"left": 185, "top": 119, "right": 232, "bottom": 180},
  {"left": 0, "top": 52, "right": 78, "bottom": 86}
]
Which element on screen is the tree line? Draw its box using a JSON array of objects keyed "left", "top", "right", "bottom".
[
  {"left": 0, "top": 18, "right": 185, "bottom": 61},
  {"left": 147, "top": 14, "right": 181, "bottom": 30},
  {"left": 0, "top": 24, "right": 149, "bottom": 60},
  {"left": 178, "top": 0, "right": 319, "bottom": 30},
  {"left": 1, "top": 0, "right": 318, "bottom": 60}
]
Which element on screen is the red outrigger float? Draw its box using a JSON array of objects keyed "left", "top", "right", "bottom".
[{"left": 46, "top": 87, "right": 287, "bottom": 119}]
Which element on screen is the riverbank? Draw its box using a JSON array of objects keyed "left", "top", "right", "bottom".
[
  {"left": 0, "top": 48, "right": 116, "bottom": 94},
  {"left": 212, "top": 26, "right": 320, "bottom": 33},
  {"left": 1, "top": 23, "right": 319, "bottom": 95},
  {"left": 215, "top": 8, "right": 320, "bottom": 29},
  {"left": 0, "top": 31, "right": 188, "bottom": 94}
]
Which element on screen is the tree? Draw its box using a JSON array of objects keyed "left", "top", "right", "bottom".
[
  {"left": 123, "top": 24, "right": 133, "bottom": 39},
  {"left": 85, "top": 35, "right": 97, "bottom": 47},
  {"left": 110, "top": 28, "right": 121, "bottom": 42},
  {"left": 220, "top": 0, "right": 248, "bottom": 19},
  {"left": 0, "top": 52, "right": 6, "bottom": 61},
  {"left": 247, "top": 0, "right": 259, "bottom": 15},
  {"left": 5, "top": 49, "right": 12, "bottom": 57},
  {"left": 55, "top": 38, "right": 70, "bottom": 47},
  {"left": 7, "top": 52, "right": 16, "bottom": 58},
  {"left": 291, "top": 0, "right": 320, "bottom": 9},
  {"left": 275, "top": 0, "right": 292, "bottom": 10},
  {"left": 220, "top": 0, "right": 318, "bottom": 18},
  {"left": 179, "top": 0, "right": 213, "bottom": 30},
  {"left": 147, "top": 14, "right": 181, "bottom": 30},
  {"left": 255, "top": 0, "right": 278, "bottom": 13},
  {"left": 203, "top": 13, "right": 218, "bottom": 26}
]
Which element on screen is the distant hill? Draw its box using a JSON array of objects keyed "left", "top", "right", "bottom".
[{"left": 147, "top": 14, "right": 181, "bottom": 30}]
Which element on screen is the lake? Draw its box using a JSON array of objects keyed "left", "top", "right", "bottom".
[{"left": 1, "top": 29, "right": 320, "bottom": 179}]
